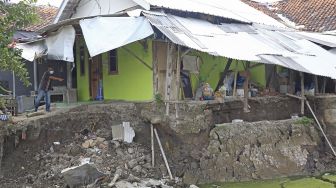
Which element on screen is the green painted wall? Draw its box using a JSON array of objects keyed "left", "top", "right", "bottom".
[
  {"left": 189, "top": 52, "right": 266, "bottom": 92},
  {"left": 76, "top": 37, "right": 90, "bottom": 101},
  {"left": 102, "top": 41, "right": 153, "bottom": 101}
]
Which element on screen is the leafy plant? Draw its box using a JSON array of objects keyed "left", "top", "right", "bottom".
[
  {"left": 294, "top": 116, "right": 314, "bottom": 126},
  {"left": 0, "top": 0, "right": 38, "bottom": 86},
  {"left": 154, "top": 93, "right": 164, "bottom": 105}
]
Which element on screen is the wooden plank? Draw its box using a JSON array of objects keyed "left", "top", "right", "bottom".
[
  {"left": 152, "top": 41, "right": 159, "bottom": 96},
  {"left": 215, "top": 58, "right": 233, "bottom": 91},
  {"left": 154, "top": 128, "right": 173, "bottom": 179}
]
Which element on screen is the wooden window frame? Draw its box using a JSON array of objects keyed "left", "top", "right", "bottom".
[{"left": 108, "top": 49, "right": 118, "bottom": 75}]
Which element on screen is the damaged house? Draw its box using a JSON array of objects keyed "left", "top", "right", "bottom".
[{"left": 16, "top": 0, "right": 336, "bottom": 112}]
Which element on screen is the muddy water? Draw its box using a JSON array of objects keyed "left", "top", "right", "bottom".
[{"left": 199, "top": 174, "right": 336, "bottom": 188}]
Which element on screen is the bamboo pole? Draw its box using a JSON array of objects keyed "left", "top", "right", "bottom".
[
  {"left": 306, "top": 101, "right": 336, "bottom": 157},
  {"left": 151, "top": 124, "right": 155, "bottom": 167},
  {"left": 154, "top": 128, "right": 173, "bottom": 179}
]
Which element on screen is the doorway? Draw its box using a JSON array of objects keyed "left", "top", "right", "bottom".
[{"left": 89, "top": 55, "right": 102, "bottom": 100}]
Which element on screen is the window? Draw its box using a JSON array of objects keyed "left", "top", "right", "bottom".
[
  {"left": 80, "top": 45, "right": 85, "bottom": 76},
  {"left": 108, "top": 49, "right": 118, "bottom": 74}
]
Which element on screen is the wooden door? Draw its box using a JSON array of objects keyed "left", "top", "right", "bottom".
[{"left": 89, "top": 55, "right": 102, "bottom": 100}]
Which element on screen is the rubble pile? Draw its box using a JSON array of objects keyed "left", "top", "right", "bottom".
[{"left": 2, "top": 128, "right": 185, "bottom": 188}]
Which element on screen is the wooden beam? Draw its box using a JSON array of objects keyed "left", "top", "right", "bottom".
[
  {"left": 122, "top": 47, "right": 153, "bottom": 70},
  {"left": 181, "top": 48, "right": 192, "bottom": 58},
  {"left": 215, "top": 58, "right": 233, "bottom": 91},
  {"left": 176, "top": 45, "right": 181, "bottom": 100}
]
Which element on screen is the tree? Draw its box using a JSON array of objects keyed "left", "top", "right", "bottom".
[{"left": 0, "top": 0, "right": 37, "bottom": 86}]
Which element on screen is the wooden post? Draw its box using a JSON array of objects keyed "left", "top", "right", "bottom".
[
  {"left": 151, "top": 124, "right": 155, "bottom": 167},
  {"left": 300, "top": 72, "right": 304, "bottom": 115},
  {"left": 152, "top": 42, "right": 159, "bottom": 97},
  {"left": 314, "top": 75, "right": 319, "bottom": 95},
  {"left": 165, "top": 42, "right": 174, "bottom": 115},
  {"left": 33, "top": 59, "right": 38, "bottom": 91},
  {"left": 243, "top": 62, "right": 250, "bottom": 112},
  {"left": 175, "top": 46, "right": 181, "bottom": 118},
  {"left": 322, "top": 77, "right": 327, "bottom": 94},
  {"left": 154, "top": 128, "right": 173, "bottom": 179},
  {"left": 233, "top": 61, "right": 238, "bottom": 97}
]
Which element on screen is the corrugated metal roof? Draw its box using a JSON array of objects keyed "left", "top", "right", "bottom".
[
  {"left": 143, "top": 0, "right": 285, "bottom": 27},
  {"left": 144, "top": 11, "right": 336, "bottom": 78}
]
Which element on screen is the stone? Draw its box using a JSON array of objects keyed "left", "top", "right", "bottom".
[
  {"left": 132, "top": 165, "right": 142, "bottom": 173},
  {"left": 96, "top": 137, "right": 106, "bottom": 143},
  {"left": 189, "top": 185, "right": 199, "bottom": 188},
  {"left": 128, "top": 159, "right": 138, "bottom": 169},
  {"left": 98, "top": 143, "right": 108, "bottom": 150},
  {"left": 150, "top": 115, "right": 162, "bottom": 124},
  {"left": 128, "top": 148, "right": 134, "bottom": 154},
  {"left": 61, "top": 164, "right": 105, "bottom": 188},
  {"left": 115, "top": 180, "right": 136, "bottom": 188},
  {"left": 82, "top": 140, "right": 91, "bottom": 149}
]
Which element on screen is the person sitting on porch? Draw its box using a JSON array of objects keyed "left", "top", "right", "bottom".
[{"left": 34, "top": 67, "right": 64, "bottom": 112}]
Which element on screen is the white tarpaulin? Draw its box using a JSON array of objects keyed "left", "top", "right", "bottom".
[
  {"left": 80, "top": 17, "right": 154, "bottom": 57},
  {"left": 16, "top": 40, "right": 47, "bottom": 62},
  {"left": 45, "top": 25, "right": 76, "bottom": 62}
]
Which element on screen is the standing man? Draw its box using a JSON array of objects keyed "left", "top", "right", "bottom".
[{"left": 34, "top": 67, "right": 64, "bottom": 112}]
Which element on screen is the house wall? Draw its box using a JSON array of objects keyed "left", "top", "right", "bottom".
[
  {"left": 75, "top": 38, "right": 153, "bottom": 101},
  {"left": 188, "top": 51, "right": 266, "bottom": 93},
  {"left": 0, "top": 62, "right": 34, "bottom": 96},
  {"left": 102, "top": 40, "right": 153, "bottom": 101},
  {"left": 76, "top": 37, "right": 90, "bottom": 101}
]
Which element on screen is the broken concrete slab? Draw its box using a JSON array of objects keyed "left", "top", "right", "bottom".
[
  {"left": 112, "top": 122, "right": 135, "bottom": 143},
  {"left": 61, "top": 164, "right": 105, "bottom": 188}
]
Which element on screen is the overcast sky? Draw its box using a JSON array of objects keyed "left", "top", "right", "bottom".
[{"left": 9, "top": 0, "right": 62, "bottom": 7}]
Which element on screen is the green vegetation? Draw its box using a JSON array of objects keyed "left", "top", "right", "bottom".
[
  {"left": 200, "top": 176, "right": 336, "bottom": 188},
  {"left": 200, "top": 179, "right": 286, "bottom": 188},
  {"left": 322, "top": 173, "right": 336, "bottom": 183},
  {"left": 294, "top": 116, "right": 314, "bottom": 126},
  {"left": 283, "top": 177, "right": 333, "bottom": 188},
  {"left": 0, "top": 0, "right": 38, "bottom": 86}
]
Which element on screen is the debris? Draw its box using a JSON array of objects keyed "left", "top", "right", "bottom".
[
  {"left": 53, "top": 142, "right": 60, "bottom": 145},
  {"left": 61, "top": 164, "right": 105, "bottom": 188},
  {"left": 189, "top": 185, "right": 199, "bottom": 188},
  {"left": 108, "top": 169, "right": 122, "bottom": 187},
  {"left": 112, "top": 122, "right": 135, "bottom": 143}
]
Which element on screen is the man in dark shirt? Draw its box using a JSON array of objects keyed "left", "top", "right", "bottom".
[{"left": 34, "top": 67, "right": 63, "bottom": 112}]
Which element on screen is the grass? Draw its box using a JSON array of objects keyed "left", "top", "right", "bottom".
[
  {"left": 283, "top": 177, "right": 334, "bottom": 188},
  {"left": 199, "top": 179, "right": 287, "bottom": 188},
  {"left": 199, "top": 177, "right": 335, "bottom": 188},
  {"left": 294, "top": 116, "right": 314, "bottom": 126},
  {"left": 322, "top": 174, "right": 336, "bottom": 183}
]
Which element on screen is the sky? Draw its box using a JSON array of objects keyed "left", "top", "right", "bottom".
[{"left": 9, "top": 0, "right": 62, "bottom": 7}]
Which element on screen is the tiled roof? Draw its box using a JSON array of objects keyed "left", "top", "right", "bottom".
[
  {"left": 22, "top": 6, "right": 58, "bottom": 32},
  {"left": 243, "top": 0, "right": 336, "bottom": 32}
]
